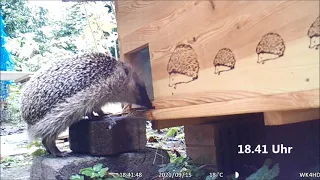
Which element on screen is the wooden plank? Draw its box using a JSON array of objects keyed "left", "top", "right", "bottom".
[
  {"left": 115, "top": 0, "right": 193, "bottom": 38},
  {"left": 0, "top": 71, "right": 34, "bottom": 82},
  {"left": 144, "top": 89, "right": 319, "bottom": 120},
  {"left": 264, "top": 108, "right": 320, "bottom": 126},
  {"left": 118, "top": 1, "right": 200, "bottom": 55},
  {"left": 151, "top": 116, "right": 220, "bottom": 130},
  {"left": 151, "top": 113, "right": 262, "bottom": 129}
]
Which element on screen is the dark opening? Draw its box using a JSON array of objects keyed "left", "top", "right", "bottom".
[{"left": 125, "top": 46, "right": 154, "bottom": 101}]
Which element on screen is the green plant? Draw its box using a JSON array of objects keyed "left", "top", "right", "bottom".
[
  {"left": 5, "top": 84, "right": 22, "bottom": 123},
  {"left": 0, "top": 154, "right": 33, "bottom": 168},
  {"left": 165, "top": 127, "right": 179, "bottom": 138},
  {"left": 69, "top": 163, "right": 128, "bottom": 180},
  {"left": 245, "top": 159, "right": 280, "bottom": 180},
  {"left": 26, "top": 140, "right": 48, "bottom": 156},
  {"left": 203, "top": 158, "right": 280, "bottom": 180},
  {"left": 158, "top": 156, "right": 206, "bottom": 180},
  {"left": 0, "top": 156, "right": 15, "bottom": 164}
]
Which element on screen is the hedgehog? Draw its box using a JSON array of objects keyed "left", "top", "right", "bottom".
[
  {"left": 167, "top": 44, "right": 199, "bottom": 89},
  {"left": 256, "top": 32, "right": 286, "bottom": 64},
  {"left": 308, "top": 16, "right": 320, "bottom": 50},
  {"left": 20, "top": 52, "right": 153, "bottom": 157},
  {"left": 213, "top": 48, "right": 236, "bottom": 75}
]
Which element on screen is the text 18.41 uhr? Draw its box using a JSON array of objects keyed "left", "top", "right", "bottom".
[{"left": 238, "top": 144, "right": 293, "bottom": 154}]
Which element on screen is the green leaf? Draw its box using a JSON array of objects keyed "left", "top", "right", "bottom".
[
  {"left": 98, "top": 168, "right": 108, "bottom": 178},
  {"left": 173, "top": 157, "right": 186, "bottom": 164},
  {"left": 69, "top": 174, "right": 84, "bottom": 180},
  {"left": 166, "top": 127, "right": 178, "bottom": 137},
  {"left": 263, "top": 158, "right": 273, "bottom": 167},
  {"left": 93, "top": 163, "right": 103, "bottom": 172},
  {"left": 31, "top": 148, "right": 48, "bottom": 157},
  {"left": 90, "top": 172, "right": 99, "bottom": 178},
  {"left": 265, "top": 163, "right": 280, "bottom": 179},
  {"left": 80, "top": 169, "right": 93, "bottom": 177},
  {"left": 245, "top": 162, "right": 280, "bottom": 180},
  {"left": 158, "top": 167, "right": 166, "bottom": 173}
]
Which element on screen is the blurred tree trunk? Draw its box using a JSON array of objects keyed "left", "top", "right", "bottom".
[{"left": 0, "top": 100, "right": 9, "bottom": 123}]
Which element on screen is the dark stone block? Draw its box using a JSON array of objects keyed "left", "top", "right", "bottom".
[
  {"left": 30, "top": 148, "right": 170, "bottom": 180},
  {"left": 69, "top": 116, "right": 147, "bottom": 156}
]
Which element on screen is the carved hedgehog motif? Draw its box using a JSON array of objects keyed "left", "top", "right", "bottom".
[
  {"left": 308, "top": 16, "right": 320, "bottom": 50},
  {"left": 167, "top": 44, "right": 199, "bottom": 89},
  {"left": 213, "top": 48, "right": 236, "bottom": 75},
  {"left": 256, "top": 33, "right": 286, "bottom": 64}
]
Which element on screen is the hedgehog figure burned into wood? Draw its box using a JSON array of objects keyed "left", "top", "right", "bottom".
[
  {"left": 213, "top": 48, "right": 236, "bottom": 75},
  {"left": 20, "top": 53, "right": 153, "bottom": 157},
  {"left": 167, "top": 44, "right": 200, "bottom": 89},
  {"left": 256, "top": 32, "right": 286, "bottom": 64},
  {"left": 308, "top": 16, "right": 320, "bottom": 50}
]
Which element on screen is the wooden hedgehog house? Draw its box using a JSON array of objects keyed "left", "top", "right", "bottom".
[
  {"left": 115, "top": 0, "right": 319, "bottom": 125},
  {"left": 114, "top": 0, "right": 320, "bottom": 173}
]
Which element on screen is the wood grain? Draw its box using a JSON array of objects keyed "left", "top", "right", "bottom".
[
  {"left": 152, "top": 91, "right": 262, "bottom": 109},
  {"left": 144, "top": 89, "right": 319, "bottom": 121},
  {"left": 115, "top": 0, "right": 320, "bottom": 119},
  {"left": 264, "top": 108, "right": 320, "bottom": 126},
  {"left": 152, "top": 37, "right": 319, "bottom": 100},
  {"left": 116, "top": 0, "right": 195, "bottom": 38},
  {"left": 151, "top": 117, "right": 214, "bottom": 130},
  {"left": 118, "top": 1, "right": 200, "bottom": 55},
  {"left": 151, "top": 113, "right": 262, "bottom": 129}
]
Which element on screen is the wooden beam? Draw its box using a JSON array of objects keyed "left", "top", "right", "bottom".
[
  {"left": 264, "top": 108, "right": 320, "bottom": 126},
  {"left": 151, "top": 117, "right": 217, "bottom": 130},
  {"left": 0, "top": 71, "right": 33, "bottom": 83},
  {"left": 151, "top": 113, "right": 263, "bottom": 129},
  {"left": 144, "top": 89, "right": 319, "bottom": 121}
]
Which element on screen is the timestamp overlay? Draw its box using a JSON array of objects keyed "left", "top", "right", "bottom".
[
  {"left": 118, "top": 172, "right": 143, "bottom": 179},
  {"left": 238, "top": 144, "right": 293, "bottom": 154},
  {"left": 158, "top": 172, "right": 192, "bottom": 178}
]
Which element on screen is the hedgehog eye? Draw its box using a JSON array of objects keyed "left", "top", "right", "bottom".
[{"left": 124, "top": 67, "right": 129, "bottom": 75}]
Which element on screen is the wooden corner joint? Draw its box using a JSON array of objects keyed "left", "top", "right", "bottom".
[{"left": 264, "top": 108, "right": 320, "bottom": 126}]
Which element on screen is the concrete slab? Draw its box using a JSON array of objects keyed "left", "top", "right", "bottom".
[
  {"left": 30, "top": 148, "right": 170, "bottom": 180},
  {"left": 69, "top": 116, "right": 147, "bottom": 156}
]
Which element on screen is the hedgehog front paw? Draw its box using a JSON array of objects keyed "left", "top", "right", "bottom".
[{"left": 102, "top": 116, "right": 118, "bottom": 129}]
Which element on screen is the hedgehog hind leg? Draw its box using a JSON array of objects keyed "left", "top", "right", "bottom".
[{"left": 42, "top": 135, "right": 69, "bottom": 157}]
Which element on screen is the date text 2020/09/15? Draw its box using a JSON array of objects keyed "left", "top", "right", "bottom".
[{"left": 238, "top": 144, "right": 293, "bottom": 154}]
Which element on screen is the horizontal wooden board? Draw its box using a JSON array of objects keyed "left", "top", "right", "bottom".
[
  {"left": 115, "top": 0, "right": 194, "bottom": 38},
  {"left": 115, "top": 0, "right": 320, "bottom": 118},
  {"left": 264, "top": 108, "right": 320, "bottom": 126},
  {"left": 144, "top": 89, "right": 319, "bottom": 120}
]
